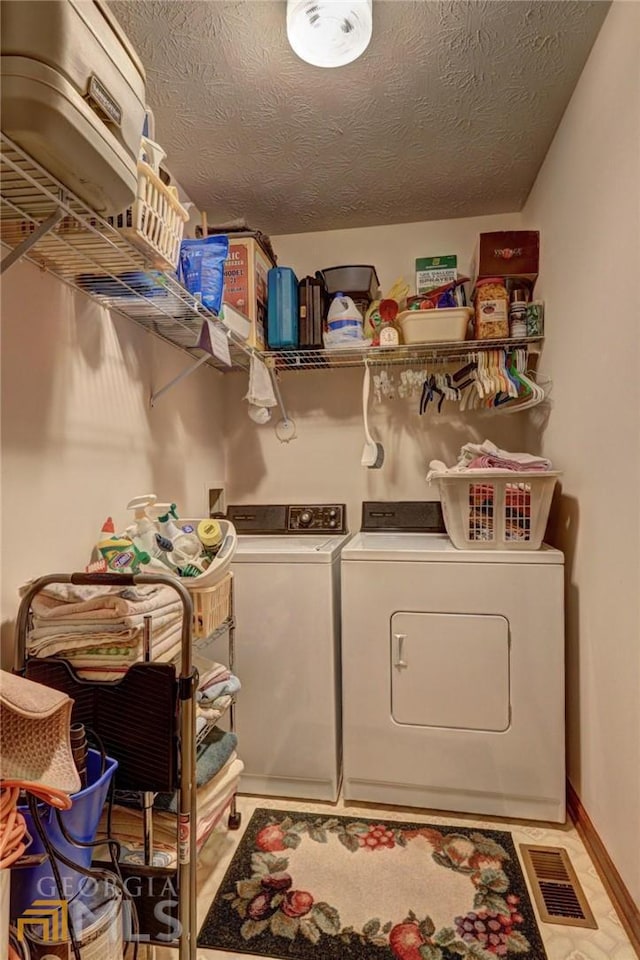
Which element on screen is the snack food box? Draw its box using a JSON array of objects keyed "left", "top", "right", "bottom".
[{"left": 222, "top": 237, "right": 275, "bottom": 349}]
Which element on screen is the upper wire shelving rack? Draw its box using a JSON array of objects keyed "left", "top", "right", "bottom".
[
  {"left": 0, "top": 133, "right": 252, "bottom": 373},
  {"left": 1, "top": 133, "right": 543, "bottom": 382},
  {"left": 265, "top": 336, "right": 543, "bottom": 371}
]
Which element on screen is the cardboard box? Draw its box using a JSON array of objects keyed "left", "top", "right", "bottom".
[
  {"left": 416, "top": 255, "right": 457, "bottom": 295},
  {"left": 477, "top": 231, "right": 539, "bottom": 284},
  {"left": 222, "top": 237, "right": 274, "bottom": 350}
]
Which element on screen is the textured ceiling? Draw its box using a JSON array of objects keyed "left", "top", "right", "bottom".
[{"left": 110, "top": 0, "right": 609, "bottom": 234}]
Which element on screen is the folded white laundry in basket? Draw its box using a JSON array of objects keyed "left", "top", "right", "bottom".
[{"left": 427, "top": 440, "right": 552, "bottom": 480}]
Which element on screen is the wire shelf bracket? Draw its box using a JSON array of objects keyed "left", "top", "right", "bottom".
[
  {"left": 150, "top": 355, "right": 211, "bottom": 407},
  {"left": 0, "top": 205, "right": 65, "bottom": 274},
  {"left": 0, "top": 133, "right": 254, "bottom": 374}
]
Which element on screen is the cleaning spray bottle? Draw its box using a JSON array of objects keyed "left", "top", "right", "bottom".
[
  {"left": 151, "top": 502, "right": 204, "bottom": 574},
  {"left": 125, "top": 495, "right": 157, "bottom": 547},
  {"left": 124, "top": 495, "right": 172, "bottom": 567}
]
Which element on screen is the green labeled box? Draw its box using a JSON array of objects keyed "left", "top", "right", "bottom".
[{"left": 416, "top": 255, "right": 457, "bottom": 295}]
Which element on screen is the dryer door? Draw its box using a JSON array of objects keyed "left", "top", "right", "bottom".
[{"left": 391, "top": 612, "right": 510, "bottom": 731}]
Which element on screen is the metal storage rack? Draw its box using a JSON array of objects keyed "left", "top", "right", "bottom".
[
  {"left": 0, "top": 133, "right": 253, "bottom": 374},
  {"left": 264, "top": 336, "right": 543, "bottom": 370},
  {"left": 1, "top": 133, "right": 543, "bottom": 389},
  {"left": 14, "top": 570, "right": 240, "bottom": 960}
]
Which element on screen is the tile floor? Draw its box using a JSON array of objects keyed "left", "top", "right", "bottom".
[{"left": 154, "top": 793, "right": 637, "bottom": 960}]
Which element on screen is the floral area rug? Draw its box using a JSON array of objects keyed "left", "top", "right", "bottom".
[{"left": 198, "top": 808, "right": 548, "bottom": 960}]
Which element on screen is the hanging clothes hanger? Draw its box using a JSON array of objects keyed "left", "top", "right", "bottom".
[{"left": 497, "top": 349, "right": 545, "bottom": 413}]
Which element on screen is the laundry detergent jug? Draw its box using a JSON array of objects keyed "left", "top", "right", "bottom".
[{"left": 325, "top": 293, "right": 364, "bottom": 346}]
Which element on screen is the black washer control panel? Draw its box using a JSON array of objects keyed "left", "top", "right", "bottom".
[
  {"left": 227, "top": 504, "right": 347, "bottom": 535},
  {"left": 287, "top": 504, "right": 346, "bottom": 533}
]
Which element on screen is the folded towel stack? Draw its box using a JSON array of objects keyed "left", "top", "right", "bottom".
[
  {"left": 154, "top": 727, "right": 238, "bottom": 813},
  {"left": 96, "top": 754, "right": 244, "bottom": 868},
  {"left": 428, "top": 440, "right": 552, "bottom": 479},
  {"left": 23, "top": 582, "right": 184, "bottom": 680},
  {"left": 193, "top": 658, "right": 241, "bottom": 728}
]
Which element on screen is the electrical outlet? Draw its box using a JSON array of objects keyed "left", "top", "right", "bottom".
[{"left": 205, "top": 482, "right": 226, "bottom": 517}]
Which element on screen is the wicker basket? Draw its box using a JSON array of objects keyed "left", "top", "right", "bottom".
[{"left": 189, "top": 573, "right": 233, "bottom": 640}]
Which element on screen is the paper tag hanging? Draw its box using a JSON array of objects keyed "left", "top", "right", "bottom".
[{"left": 205, "top": 319, "right": 231, "bottom": 366}]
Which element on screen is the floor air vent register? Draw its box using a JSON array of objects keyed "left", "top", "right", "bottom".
[{"left": 519, "top": 844, "right": 598, "bottom": 928}]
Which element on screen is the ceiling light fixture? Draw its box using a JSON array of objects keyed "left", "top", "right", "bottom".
[{"left": 286, "top": 0, "right": 373, "bottom": 68}]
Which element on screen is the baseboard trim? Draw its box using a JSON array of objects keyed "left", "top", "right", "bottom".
[{"left": 567, "top": 780, "right": 640, "bottom": 956}]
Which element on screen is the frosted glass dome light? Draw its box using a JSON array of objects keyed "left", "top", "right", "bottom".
[{"left": 286, "top": 0, "right": 373, "bottom": 68}]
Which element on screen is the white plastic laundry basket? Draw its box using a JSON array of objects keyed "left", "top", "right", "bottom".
[{"left": 431, "top": 471, "right": 561, "bottom": 550}]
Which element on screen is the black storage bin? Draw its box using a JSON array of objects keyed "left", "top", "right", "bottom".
[
  {"left": 316, "top": 265, "right": 380, "bottom": 303},
  {"left": 298, "top": 275, "right": 326, "bottom": 349}
]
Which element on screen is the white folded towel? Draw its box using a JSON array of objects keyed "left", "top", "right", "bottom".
[{"left": 245, "top": 355, "right": 277, "bottom": 423}]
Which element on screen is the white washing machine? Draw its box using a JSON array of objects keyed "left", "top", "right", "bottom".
[
  {"left": 341, "top": 501, "right": 565, "bottom": 822},
  {"left": 226, "top": 504, "right": 350, "bottom": 802}
]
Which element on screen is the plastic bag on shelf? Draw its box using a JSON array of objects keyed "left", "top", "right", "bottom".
[{"left": 178, "top": 235, "right": 229, "bottom": 313}]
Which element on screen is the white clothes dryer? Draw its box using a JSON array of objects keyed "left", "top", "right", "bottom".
[
  {"left": 226, "top": 504, "right": 350, "bottom": 802},
  {"left": 341, "top": 501, "right": 565, "bottom": 822}
]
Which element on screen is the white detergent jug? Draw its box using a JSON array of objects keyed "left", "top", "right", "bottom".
[{"left": 326, "top": 293, "right": 363, "bottom": 342}]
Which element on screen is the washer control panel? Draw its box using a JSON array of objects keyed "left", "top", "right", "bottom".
[{"left": 288, "top": 504, "right": 346, "bottom": 533}]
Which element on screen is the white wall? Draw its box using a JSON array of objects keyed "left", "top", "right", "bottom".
[
  {"left": 274, "top": 211, "right": 522, "bottom": 296},
  {"left": 225, "top": 212, "right": 531, "bottom": 525},
  {"left": 0, "top": 259, "right": 225, "bottom": 666},
  {"left": 523, "top": 1, "right": 640, "bottom": 903}
]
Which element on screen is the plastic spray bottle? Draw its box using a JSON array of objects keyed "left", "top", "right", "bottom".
[
  {"left": 125, "top": 495, "right": 157, "bottom": 546},
  {"left": 126, "top": 495, "right": 192, "bottom": 574},
  {"left": 152, "top": 503, "right": 203, "bottom": 567}
]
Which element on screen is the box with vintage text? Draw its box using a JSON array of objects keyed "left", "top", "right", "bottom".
[
  {"left": 476, "top": 231, "right": 539, "bottom": 285},
  {"left": 222, "top": 237, "right": 275, "bottom": 349}
]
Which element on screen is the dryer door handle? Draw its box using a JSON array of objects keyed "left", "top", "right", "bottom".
[{"left": 393, "top": 633, "right": 408, "bottom": 669}]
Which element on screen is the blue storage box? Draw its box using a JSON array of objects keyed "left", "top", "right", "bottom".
[
  {"left": 11, "top": 749, "right": 118, "bottom": 919},
  {"left": 267, "top": 267, "right": 299, "bottom": 349}
]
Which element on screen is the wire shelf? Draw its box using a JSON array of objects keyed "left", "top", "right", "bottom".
[
  {"left": 264, "top": 337, "right": 544, "bottom": 371},
  {"left": 195, "top": 698, "right": 236, "bottom": 750},
  {"left": 0, "top": 134, "right": 252, "bottom": 372},
  {"left": 1, "top": 135, "right": 544, "bottom": 380}
]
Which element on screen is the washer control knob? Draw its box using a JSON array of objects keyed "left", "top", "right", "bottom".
[
  {"left": 299, "top": 510, "right": 312, "bottom": 527},
  {"left": 329, "top": 509, "right": 337, "bottom": 519},
  {"left": 329, "top": 519, "right": 338, "bottom": 528}
]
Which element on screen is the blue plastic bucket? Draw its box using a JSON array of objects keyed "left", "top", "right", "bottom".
[{"left": 11, "top": 749, "right": 118, "bottom": 920}]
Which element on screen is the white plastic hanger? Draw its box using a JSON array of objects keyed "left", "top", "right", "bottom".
[{"left": 497, "top": 349, "right": 545, "bottom": 413}]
